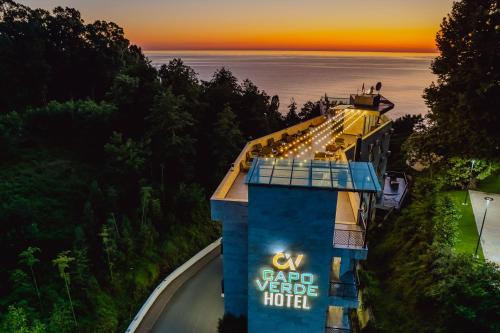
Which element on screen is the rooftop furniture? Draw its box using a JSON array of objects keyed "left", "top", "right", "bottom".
[
  {"left": 326, "top": 144, "right": 337, "bottom": 152},
  {"left": 260, "top": 146, "right": 272, "bottom": 156}
]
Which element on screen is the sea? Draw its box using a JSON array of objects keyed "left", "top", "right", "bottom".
[{"left": 145, "top": 50, "right": 437, "bottom": 119}]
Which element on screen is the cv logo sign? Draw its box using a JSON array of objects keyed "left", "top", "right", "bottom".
[
  {"left": 272, "top": 252, "right": 304, "bottom": 271},
  {"left": 256, "top": 251, "right": 318, "bottom": 310}
]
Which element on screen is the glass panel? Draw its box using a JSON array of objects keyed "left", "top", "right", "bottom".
[
  {"left": 293, "top": 160, "right": 311, "bottom": 167},
  {"left": 271, "top": 177, "right": 290, "bottom": 185},
  {"left": 256, "top": 158, "right": 275, "bottom": 168},
  {"left": 255, "top": 168, "right": 273, "bottom": 177},
  {"left": 331, "top": 170, "right": 353, "bottom": 189},
  {"left": 291, "top": 178, "right": 309, "bottom": 186},
  {"left": 312, "top": 169, "right": 330, "bottom": 180},
  {"left": 247, "top": 158, "right": 381, "bottom": 192},
  {"left": 273, "top": 169, "right": 292, "bottom": 178},
  {"left": 292, "top": 166, "right": 309, "bottom": 173},
  {"left": 292, "top": 170, "right": 309, "bottom": 179},
  {"left": 274, "top": 159, "right": 294, "bottom": 168},
  {"left": 312, "top": 179, "right": 332, "bottom": 188},
  {"left": 350, "top": 162, "right": 375, "bottom": 191},
  {"left": 312, "top": 160, "right": 329, "bottom": 167},
  {"left": 250, "top": 175, "right": 270, "bottom": 184},
  {"left": 273, "top": 165, "right": 293, "bottom": 170}
]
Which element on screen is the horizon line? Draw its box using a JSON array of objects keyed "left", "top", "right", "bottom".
[{"left": 141, "top": 48, "right": 439, "bottom": 55}]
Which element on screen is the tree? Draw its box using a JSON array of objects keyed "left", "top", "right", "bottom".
[
  {"left": 387, "top": 114, "right": 423, "bottom": 170},
  {"left": 445, "top": 158, "right": 497, "bottom": 188},
  {"left": 211, "top": 105, "right": 244, "bottom": 181},
  {"left": 99, "top": 224, "right": 117, "bottom": 283},
  {"left": 238, "top": 79, "right": 271, "bottom": 137},
  {"left": 0, "top": 305, "right": 46, "bottom": 333},
  {"left": 284, "top": 99, "right": 300, "bottom": 127},
  {"left": 18, "top": 247, "right": 43, "bottom": 313},
  {"left": 104, "top": 132, "right": 147, "bottom": 176},
  {"left": 402, "top": 118, "right": 443, "bottom": 176},
  {"left": 298, "top": 101, "right": 320, "bottom": 121},
  {"left": 158, "top": 58, "right": 199, "bottom": 99},
  {"left": 147, "top": 89, "right": 196, "bottom": 184},
  {"left": 423, "top": 0, "right": 500, "bottom": 159},
  {"left": 52, "top": 251, "right": 77, "bottom": 327},
  {"left": 0, "top": 1, "right": 143, "bottom": 112},
  {"left": 425, "top": 250, "right": 500, "bottom": 333},
  {"left": 266, "top": 95, "right": 284, "bottom": 132}
]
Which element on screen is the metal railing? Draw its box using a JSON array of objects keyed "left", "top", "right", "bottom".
[
  {"left": 329, "top": 280, "right": 359, "bottom": 299},
  {"left": 333, "top": 224, "right": 366, "bottom": 248}
]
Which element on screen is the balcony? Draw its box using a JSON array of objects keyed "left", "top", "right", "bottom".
[
  {"left": 329, "top": 279, "right": 359, "bottom": 300},
  {"left": 325, "top": 307, "right": 359, "bottom": 333},
  {"left": 333, "top": 223, "right": 366, "bottom": 249},
  {"left": 329, "top": 270, "right": 360, "bottom": 308},
  {"left": 325, "top": 327, "right": 352, "bottom": 333}
]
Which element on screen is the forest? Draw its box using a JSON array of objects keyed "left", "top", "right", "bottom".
[
  {"left": 361, "top": 1, "right": 500, "bottom": 332},
  {"left": 0, "top": 1, "right": 326, "bottom": 331}
]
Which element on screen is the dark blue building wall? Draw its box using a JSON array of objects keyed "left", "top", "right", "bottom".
[
  {"left": 247, "top": 185, "right": 338, "bottom": 333},
  {"left": 212, "top": 200, "right": 249, "bottom": 316}
]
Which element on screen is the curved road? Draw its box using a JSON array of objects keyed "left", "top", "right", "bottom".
[{"left": 151, "top": 256, "right": 224, "bottom": 333}]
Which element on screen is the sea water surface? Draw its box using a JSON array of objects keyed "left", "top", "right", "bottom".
[{"left": 145, "top": 50, "right": 436, "bottom": 118}]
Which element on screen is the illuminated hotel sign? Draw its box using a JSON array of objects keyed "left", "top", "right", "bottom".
[{"left": 255, "top": 252, "right": 318, "bottom": 310}]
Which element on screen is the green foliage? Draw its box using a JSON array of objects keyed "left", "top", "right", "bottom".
[
  {"left": 218, "top": 314, "right": 247, "bottom": 333},
  {"left": 0, "top": 2, "right": 288, "bottom": 331},
  {"left": 0, "top": 305, "right": 46, "bottom": 333},
  {"left": 445, "top": 158, "right": 496, "bottom": 188},
  {"left": 46, "top": 302, "right": 74, "bottom": 333},
  {"left": 104, "top": 132, "right": 148, "bottom": 175},
  {"left": 432, "top": 196, "right": 460, "bottom": 247},
  {"left": 0, "top": 1, "right": 140, "bottom": 112},
  {"left": 298, "top": 101, "right": 321, "bottom": 121},
  {"left": 212, "top": 104, "right": 244, "bottom": 180},
  {"left": 364, "top": 173, "right": 500, "bottom": 333},
  {"left": 22, "top": 100, "right": 117, "bottom": 157},
  {"left": 158, "top": 58, "right": 200, "bottom": 99},
  {"left": 284, "top": 99, "right": 301, "bottom": 127},
  {"left": 421, "top": 0, "right": 500, "bottom": 160},
  {"left": 442, "top": 190, "right": 484, "bottom": 257},
  {"left": 147, "top": 89, "right": 196, "bottom": 182},
  {"left": 0, "top": 111, "right": 23, "bottom": 156},
  {"left": 387, "top": 114, "right": 422, "bottom": 170},
  {"left": 402, "top": 117, "right": 443, "bottom": 173}
]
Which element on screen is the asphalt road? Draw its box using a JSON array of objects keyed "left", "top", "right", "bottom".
[{"left": 151, "top": 256, "right": 224, "bottom": 333}]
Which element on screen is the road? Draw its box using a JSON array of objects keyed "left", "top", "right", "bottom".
[{"left": 151, "top": 256, "right": 224, "bottom": 333}]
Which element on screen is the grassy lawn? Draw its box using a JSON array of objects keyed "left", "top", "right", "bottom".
[
  {"left": 478, "top": 173, "right": 500, "bottom": 194},
  {"left": 442, "top": 190, "right": 484, "bottom": 258}
]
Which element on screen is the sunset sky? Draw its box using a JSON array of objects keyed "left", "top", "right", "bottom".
[{"left": 20, "top": 0, "right": 454, "bottom": 52}]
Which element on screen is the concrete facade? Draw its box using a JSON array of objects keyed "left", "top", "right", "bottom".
[{"left": 247, "top": 186, "right": 338, "bottom": 332}]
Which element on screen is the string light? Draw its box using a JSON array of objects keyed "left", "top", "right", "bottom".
[
  {"left": 277, "top": 109, "right": 347, "bottom": 155},
  {"left": 321, "top": 112, "right": 366, "bottom": 151},
  {"left": 293, "top": 109, "right": 363, "bottom": 158}
]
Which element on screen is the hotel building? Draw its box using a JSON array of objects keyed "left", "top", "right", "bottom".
[{"left": 211, "top": 92, "right": 394, "bottom": 332}]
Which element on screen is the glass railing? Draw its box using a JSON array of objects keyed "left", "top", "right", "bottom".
[
  {"left": 329, "top": 278, "right": 359, "bottom": 299},
  {"left": 325, "top": 327, "right": 352, "bottom": 333}
]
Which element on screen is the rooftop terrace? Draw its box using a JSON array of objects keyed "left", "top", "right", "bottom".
[
  {"left": 246, "top": 158, "right": 381, "bottom": 193},
  {"left": 211, "top": 95, "right": 393, "bottom": 203}
]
